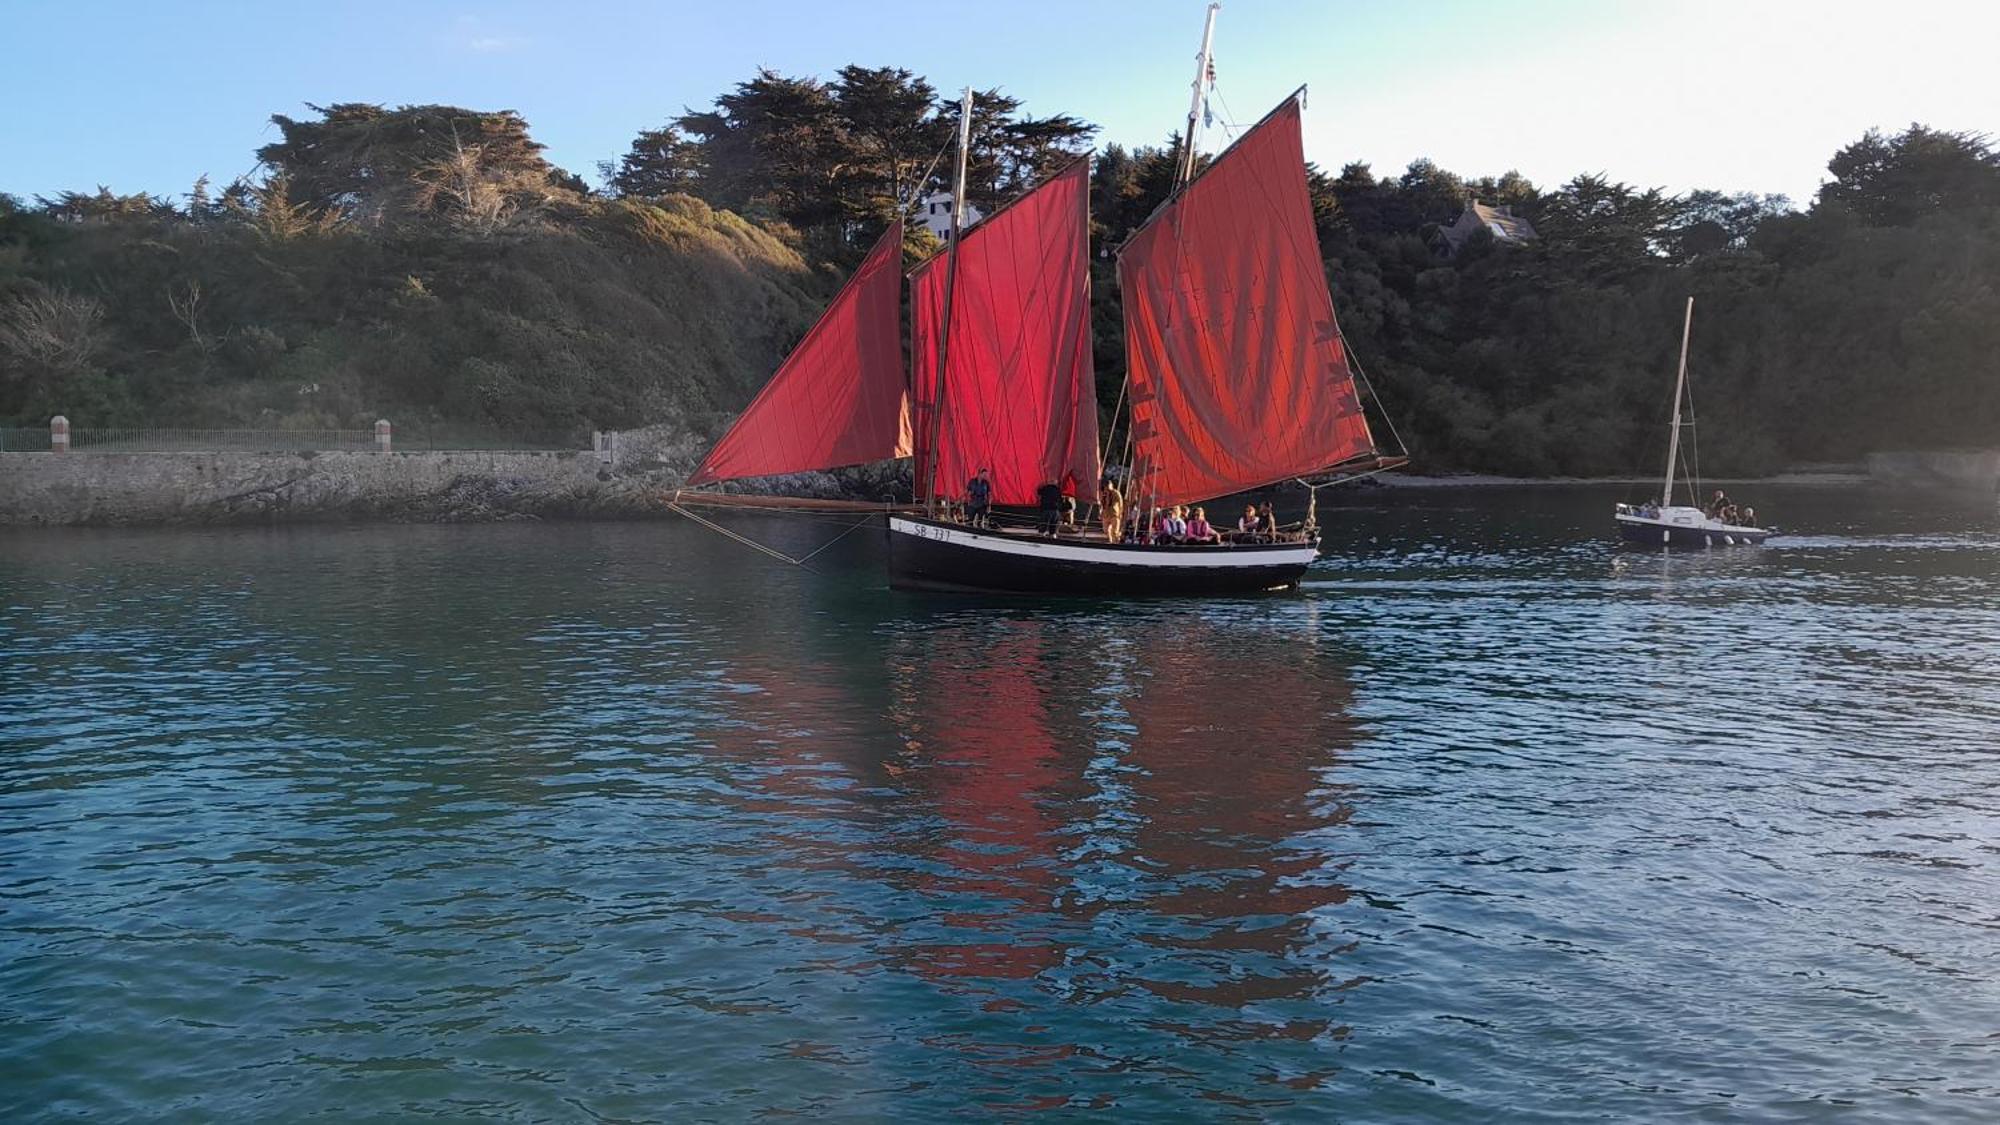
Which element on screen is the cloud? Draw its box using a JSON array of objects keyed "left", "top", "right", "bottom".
[
  {"left": 452, "top": 16, "right": 529, "bottom": 55},
  {"left": 467, "top": 34, "right": 528, "bottom": 54}
]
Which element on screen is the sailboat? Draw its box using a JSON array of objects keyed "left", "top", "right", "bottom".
[
  {"left": 1613, "top": 297, "right": 1774, "bottom": 547},
  {"left": 677, "top": 6, "right": 1406, "bottom": 594}
]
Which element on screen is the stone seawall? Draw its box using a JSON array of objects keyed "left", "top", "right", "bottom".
[
  {"left": 1865, "top": 450, "right": 2000, "bottom": 494},
  {"left": 0, "top": 425, "right": 910, "bottom": 526},
  {"left": 0, "top": 449, "right": 679, "bottom": 525}
]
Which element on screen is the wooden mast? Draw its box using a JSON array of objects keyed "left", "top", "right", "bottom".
[
  {"left": 1177, "top": 3, "right": 1221, "bottom": 188},
  {"left": 922, "top": 88, "right": 974, "bottom": 515},
  {"left": 1120, "top": 2, "right": 1220, "bottom": 536},
  {"left": 1661, "top": 296, "right": 1694, "bottom": 508}
]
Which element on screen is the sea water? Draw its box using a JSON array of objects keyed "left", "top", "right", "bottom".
[{"left": 3, "top": 485, "right": 1995, "bottom": 1121}]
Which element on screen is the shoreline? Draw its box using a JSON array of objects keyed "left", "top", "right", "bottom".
[
  {"left": 1369, "top": 471, "right": 1873, "bottom": 489},
  {"left": 0, "top": 453, "right": 1921, "bottom": 530}
]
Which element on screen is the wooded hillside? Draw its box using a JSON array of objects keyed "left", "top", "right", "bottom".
[{"left": 3, "top": 70, "right": 1995, "bottom": 473}]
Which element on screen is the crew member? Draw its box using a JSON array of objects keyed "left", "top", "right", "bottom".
[{"left": 965, "top": 468, "right": 992, "bottom": 527}]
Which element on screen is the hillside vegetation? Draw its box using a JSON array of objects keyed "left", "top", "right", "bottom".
[{"left": 3, "top": 71, "right": 1997, "bottom": 474}]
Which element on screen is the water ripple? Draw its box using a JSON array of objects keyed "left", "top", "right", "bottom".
[{"left": 3, "top": 487, "right": 1997, "bottom": 1120}]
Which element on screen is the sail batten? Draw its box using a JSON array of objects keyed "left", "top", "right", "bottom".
[
  {"left": 911, "top": 159, "right": 1100, "bottom": 507},
  {"left": 1117, "top": 97, "right": 1376, "bottom": 507},
  {"left": 687, "top": 223, "right": 911, "bottom": 487}
]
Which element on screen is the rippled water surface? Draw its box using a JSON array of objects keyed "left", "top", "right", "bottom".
[{"left": 4, "top": 485, "right": 1997, "bottom": 1121}]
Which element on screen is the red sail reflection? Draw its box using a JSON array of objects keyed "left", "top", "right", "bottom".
[
  {"left": 884, "top": 619, "right": 1084, "bottom": 983},
  {"left": 1121, "top": 620, "right": 1361, "bottom": 1015}
]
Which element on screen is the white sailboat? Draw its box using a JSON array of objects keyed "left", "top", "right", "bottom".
[{"left": 1614, "top": 297, "right": 1774, "bottom": 547}]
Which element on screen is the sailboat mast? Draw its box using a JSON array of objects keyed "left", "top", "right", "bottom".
[
  {"left": 1661, "top": 296, "right": 1694, "bottom": 508},
  {"left": 1177, "top": 3, "right": 1221, "bottom": 189},
  {"left": 922, "top": 88, "right": 974, "bottom": 514}
]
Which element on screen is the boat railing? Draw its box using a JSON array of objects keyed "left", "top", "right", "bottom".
[{"left": 933, "top": 505, "right": 1311, "bottom": 547}]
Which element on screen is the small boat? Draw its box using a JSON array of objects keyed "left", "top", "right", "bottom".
[
  {"left": 1614, "top": 297, "right": 1774, "bottom": 548},
  {"left": 679, "top": 6, "right": 1405, "bottom": 594}
]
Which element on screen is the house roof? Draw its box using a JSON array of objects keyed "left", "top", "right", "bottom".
[
  {"left": 1445, "top": 200, "right": 1538, "bottom": 249},
  {"left": 1470, "top": 200, "right": 1536, "bottom": 241}
]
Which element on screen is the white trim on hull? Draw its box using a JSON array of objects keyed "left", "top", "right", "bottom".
[
  {"left": 1614, "top": 507, "right": 1772, "bottom": 547},
  {"left": 886, "top": 515, "right": 1320, "bottom": 595}
]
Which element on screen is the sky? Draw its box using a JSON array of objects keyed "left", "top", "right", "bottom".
[{"left": 4, "top": 0, "right": 1997, "bottom": 208}]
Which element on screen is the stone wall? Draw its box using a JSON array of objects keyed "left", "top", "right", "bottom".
[
  {"left": 0, "top": 423, "right": 910, "bottom": 526},
  {"left": 0, "top": 450, "right": 652, "bottom": 525},
  {"left": 1865, "top": 450, "right": 2000, "bottom": 494}
]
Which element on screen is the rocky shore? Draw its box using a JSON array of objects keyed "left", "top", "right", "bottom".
[{"left": 0, "top": 424, "right": 909, "bottom": 527}]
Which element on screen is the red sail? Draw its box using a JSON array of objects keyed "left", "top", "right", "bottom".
[
  {"left": 1117, "top": 98, "right": 1375, "bottom": 507},
  {"left": 911, "top": 160, "right": 1100, "bottom": 506},
  {"left": 687, "top": 224, "right": 911, "bottom": 486}
]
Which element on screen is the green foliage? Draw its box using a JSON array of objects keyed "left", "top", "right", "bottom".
[
  {"left": 2, "top": 78, "right": 1992, "bottom": 479},
  {"left": 659, "top": 68, "right": 1094, "bottom": 261},
  {"left": 1820, "top": 125, "right": 2000, "bottom": 225},
  {"left": 0, "top": 161, "right": 822, "bottom": 437},
  {"left": 256, "top": 103, "right": 587, "bottom": 228}
]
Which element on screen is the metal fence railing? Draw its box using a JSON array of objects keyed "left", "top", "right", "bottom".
[
  {"left": 0, "top": 427, "right": 581, "bottom": 453},
  {"left": 74, "top": 428, "right": 380, "bottom": 452},
  {"left": 0, "top": 428, "right": 52, "bottom": 452}
]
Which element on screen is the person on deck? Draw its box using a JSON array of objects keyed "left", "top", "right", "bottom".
[
  {"left": 1036, "top": 480, "right": 1064, "bottom": 536},
  {"left": 1059, "top": 471, "right": 1079, "bottom": 529},
  {"left": 1741, "top": 505, "right": 1757, "bottom": 527},
  {"left": 965, "top": 469, "right": 993, "bottom": 528},
  {"left": 1235, "top": 503, "right": 1262, "bottom": 542},
  {"left": 1161, "top": 506, "right": 1190, "bottom": 543},
  {"left": 1185, "top": 507, "right": 1219, "bottom": 544},
  {"left": 1257, "top": 502, "right": 1280, "bottom": 542},
  {"left": 1706, "top": 489, "right": 1730, "bottom": 519},
  {"left": 1099, "top": 478, "right": 1124, "bottom": 542}
]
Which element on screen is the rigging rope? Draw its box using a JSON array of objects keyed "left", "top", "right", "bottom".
[
  {"left": 666, "top": 501, "right": 878, "bottom": 571},
  {"left": 1685, "top": 371, "right": 1703, "bottom": 509},
  {"left": 899, "top": 130, "right": 961, "bottom": 216},
  {"left": 1343, "top": 336, "right": 1411, "bottom": 462}
]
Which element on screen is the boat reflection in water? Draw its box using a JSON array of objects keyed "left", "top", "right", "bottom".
[
  {"left": 874, "top": 606, "right": 1363, "bottom": 1109},
  {"left": 680, "top": 592, "right": 1364, "bottom": 1111}
]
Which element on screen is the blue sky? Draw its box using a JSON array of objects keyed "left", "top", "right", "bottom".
[{"left": 5, "top": 0, "right": 1995, "bottom": 207}]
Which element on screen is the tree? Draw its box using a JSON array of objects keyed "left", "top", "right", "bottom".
[
  {"left": 36, "top": 187, "right": 173, "bottom": 224},
  {"left": 256, "top": 103, "right": 581, "bottom": 224},
  {"left": 1819, "top": 125, "right": 2000, "bottom": 225},
  {"left": 1665, "top": 189, "right": 1791, "bottom": 259},
  {"left": 676, "top": 71, "right": 847, "bottom": 227},
  {"left": 832, "top": 65, "right": 946, "bottom": 219},
  {"left": 601, "top": 125, "right": 705, "bottom": 198}
]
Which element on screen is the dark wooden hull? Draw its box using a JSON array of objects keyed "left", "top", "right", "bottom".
[{"left": 886, "top": 516, "right": 1318, "bottom": 595}]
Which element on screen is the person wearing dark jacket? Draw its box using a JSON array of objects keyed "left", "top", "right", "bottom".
[
  {"left": 965, "top": 469, "right": 993, "bottom": 527},
  {"left": 1036, "top": 480, "right": 1064, "bottom": 536}
]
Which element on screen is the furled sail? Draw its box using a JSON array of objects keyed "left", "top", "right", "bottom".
[
  {"left": 687, "top": 223, "right": 911, "bottom": 486},
  {"left": 1117, "top": 97, "right": 1376, "bottom": 507},
  {"left": 911, "top": 160, "right": 1100, "bottom": 506}
]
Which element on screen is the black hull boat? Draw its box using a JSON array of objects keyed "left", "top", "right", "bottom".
[
  {"left": 1614, "top": 507, "right": 1772, "bottom": 548},
  {"left": 673, "top": 15, "right": 1410, "bottom": 593},
  {"left": 886, "top": 516, "right": 1319, "bottom": 595}
]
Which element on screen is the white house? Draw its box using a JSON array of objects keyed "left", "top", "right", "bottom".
[{"left": 916, "top": 191, "right": 984, "bottom": 242}]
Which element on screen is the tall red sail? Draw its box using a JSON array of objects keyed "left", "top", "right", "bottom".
[
  {"left": 1118, "top": 98, "right": 1375, "bottom": 507},
  {"left": 687, "top": 224, "right": 911, "bottom": 486},
  {"left": 911, "top": 160, "right": 1100, "bottom": 506}
]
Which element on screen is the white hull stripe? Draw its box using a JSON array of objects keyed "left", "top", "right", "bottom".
[
  {"left": 1614, "top": 515, "right": 1766, "bottom": 534},
  {"left": 888, "top": 517, "right": 1319, "bottom": 569}
]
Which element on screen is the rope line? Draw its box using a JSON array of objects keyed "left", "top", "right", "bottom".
[
  {"left": 667, "top": 502, "right": 812, "bottom": 567},
  {"left": 793, "top": 514, "right": 878, "bottom": 564}
]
